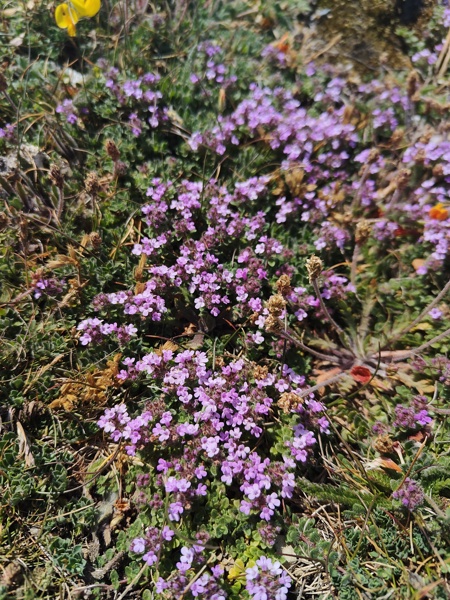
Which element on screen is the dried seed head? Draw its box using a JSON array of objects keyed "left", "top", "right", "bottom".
[
  {"left": 0, "top": 211, "right": 10, "bottom": 231},
  {"left": 264, "top": 315, "right": 282, "bottom": 332},
  {"left": 249, "top": 312, "right": 260, "bottom": 325},
  {"left": 105, "top": 139, "right": 120, "bottom": 161},
  {"left": 276, "top": 274, "right": 292, "bottom": 297},
  {"left": 285, "top": 166, "right": 305, "bottom": 196},
  {"left": 389, "top": 128, "right": 404, "bottom": 147},
  {"left": 277, "top": 391, "right": 303, "bottom": 414},
  {"left": 374, "top": 434, "right": 396, "bottom": 455},
  {"left": 367, "top": 148, "right": 380, "bottom": 164},
  {"left": 395, "top": 168, "right": 411, "bottom": 189},
  {"left": 267, "top": 294, "right": 286, "bottom": 317},
  {"left": 407, "top": 70, "right": 420, "bottom": 99},
  {"left": 49, "top": 164, "right": 64, "bottom": 188},
  {"left": 85, "top": 171, "right": 100, "bottom": 195},
  {"left": 253, "top": 365, "right": 269, "bottom": 381},
  {"left": 89, "top": 232, "right": 102, "bottom": 249},
  {"left": 305, "top": 254, "right": 322, "bottom": 283},
  {"left": 0, "top": 72, "right": 7, "bottom": 93},
  {"left": 355, "top": 220, "right": 372, "bottom": 244},
  {"left": 386, "top": 363, "right": 399, "bottom": 376},
  {"left": 113, "top": 160, "right": 127, "bottom": 177},
  {"left": 432, "top": 164, "right": 444, "bottom": 179}
]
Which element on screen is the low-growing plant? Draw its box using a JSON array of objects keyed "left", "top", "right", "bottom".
[{"left": 1, "top": 0, "right": 450, "bottom": 599}]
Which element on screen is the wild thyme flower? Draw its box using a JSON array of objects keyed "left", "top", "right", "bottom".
[
  {"left": 77, "top": 317, "right": 137, "bottom": 345},
  {"left": 56, "top": 99, "right": 78, "bottom": 124},
  {"left": 392, "top": 478, "right": 425, "bottom": 511},
  {"left": 0, "top": 123, "right": 15, "bottom": 140},
  {"left": 31, "top": 274, "right": 65, "bottom": 299},
  {"left": 245, "top": 556, "right": 291, "bottom": 600},
  {"left": 393, "top": 396, "right": 432, "bottom": 429}
]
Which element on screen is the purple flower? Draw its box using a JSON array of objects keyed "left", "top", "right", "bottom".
[
  {"left": 168, "top": 501, "right": 184, "bottom": 521},
  {"left": 429, "top": 307, "right": 443, "bottom": 320},
  {"left": 245, "top": 556, "right": 291, "bottom": 600},
  {"left": 130, "top": 537, "right": 146, "bottom": 553},
  {"left": 394, "top": 396, "right": 432, "bottom": 429},
  {"left": 56, "top": 99, "right": 78, "bottom": 124},
  {"left": 32, "top": 275, "right": 65, "bottom": 299},
  {"left": 392, "top": 478, "right": 425, "bottom": 511},
  {"left": 0, "top": 123, "right": 16, "bottom": 140}
]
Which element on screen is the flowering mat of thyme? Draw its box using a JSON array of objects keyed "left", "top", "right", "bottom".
[{"left": 1, "top": 1, "right": 450, "bottom": 599}]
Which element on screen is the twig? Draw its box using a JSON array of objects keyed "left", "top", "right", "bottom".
[
  {"left": 296, "top": 371, "right": 348, "bottom": 399},
  {"left": 63, "top": 445, "right": 122, "bottom": 494},
  {"left": 389, "top": 325, "right": 450, "bottom": 362},
  {"left": 278, "top": 327, "right": 341, "bottom": 363},
  {"left": 115, "top": 562, "right": 147, "bottom": 600},
  {"left": 311, "top": 279, "right": 353, "bottom": 351},
  {"left": 380, "top": 278, "right": 450, "bottom": 351}
]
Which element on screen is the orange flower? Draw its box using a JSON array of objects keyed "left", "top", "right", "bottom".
[
  {"left": 429, "top": 203, "right": 448, "bottom": 220},
  {"left": 273, "top": 33, "right": 290, "bottom": 54}
]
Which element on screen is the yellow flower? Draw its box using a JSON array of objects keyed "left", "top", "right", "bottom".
[{"left": 55, "top": 0, "right": 101, "bottom": 36}]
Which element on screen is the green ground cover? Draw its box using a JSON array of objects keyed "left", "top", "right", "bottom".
[{"left": 1, "top": 1, "right": 450, "bottom": 598}]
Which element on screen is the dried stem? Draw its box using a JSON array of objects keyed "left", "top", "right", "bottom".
[
  {"left": 296, "top": 371, "right": 348, "bottom": 399},
  {"left": 350, "top": 242, "right": 360, "bottom": 293},
  {"left": 389, "top": 325, "right": 450, "bottom": 362},
  {"left": 56, "top": 186, "right": 65, "bottom": 221},
  {"left": 312, "top": 279, "right": 345, "bottom": 337},
  {"left": 311, "top": 279, "right": 353, "bottom": 351},
  {"left": 278, "top": 327, "right": 341, "bottom": 363},
  {"left": 380, "top": 278, "right": 450, "bottom": 351}
]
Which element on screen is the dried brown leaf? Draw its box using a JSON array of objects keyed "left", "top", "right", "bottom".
[{"left": 16, "top": 421, "right": 35, "bottom": 467}]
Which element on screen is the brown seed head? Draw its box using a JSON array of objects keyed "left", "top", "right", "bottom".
[
  {"left": 105, "top": 139, "right": 120, "bottom": 161},
  {"left": 89, "top": 232, "right": 102, "bottom": 249},
  {"left": 277, "top": 391, "right": 303, "bottom": 414},
  {"left": 264, "top": 315, "right": 282, "bottom": 332},
  {"left": 407, "top": 70, "right": 420, "bottom": 99},
  {"left": 432, "top": 164, "right": 444, "bottom": 179},
  {"left": 276, "top": 274, "right": 292, "bottom": 297},
  {"left": 367, "top": 148, "right": 380, "bottom": 164},
  {"left": 389, "top": 128, "right": 404, "bottom": 147},
  {"left": 49, "top": 164, "right": 64, "bottom": 188},
  {"left": 0, "top": 72, "right": 7, "bottom": 93},
  {"left": 305, "top": 255, "right": 322, "bottom": 283},
  {"left": 374, "top": 434, "right": 396, "bottom": 455},
  {"left": 267, "top": 294, "right": 286, "bottom": 317},
  {"left": 253, "top": 365, "right": 269, "bottom": 381},
  {"left": 395, "top": 169, "right": 411, "bottom": 189},
  {"left": 85, "top": 171, "right": 100, "bottom": 195},
  {"left": 114, "top": 160, "right": 127, "bottom": 177},
  {"left": 355, "top": 220, "right": 372, "bottom": 244}
]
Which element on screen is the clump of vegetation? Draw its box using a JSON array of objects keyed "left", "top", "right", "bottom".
[{"left": 1, "top": 1, "right": 450, "bottom": 598}]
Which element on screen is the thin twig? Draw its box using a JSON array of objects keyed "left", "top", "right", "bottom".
[
  {"left": 312, "top": 280, "right": 353, "bottom": 351},
  {"left": 380, "top": 278, "right": 450, "bottom": 351},
  {"left": 389, "top": 325, "right": 450, "bottom": 362},
  {"left": 350, "top": 242, "right": 360, "bottom": 294},
  {"left": 115, "top": 562, "right": 147, "bottom": 600},
  {"left": 296, "top": 371, "right": 348, "bottom": 399},
  {"left": 278, "top": 328, "right": 341, "bottom": 363}
]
